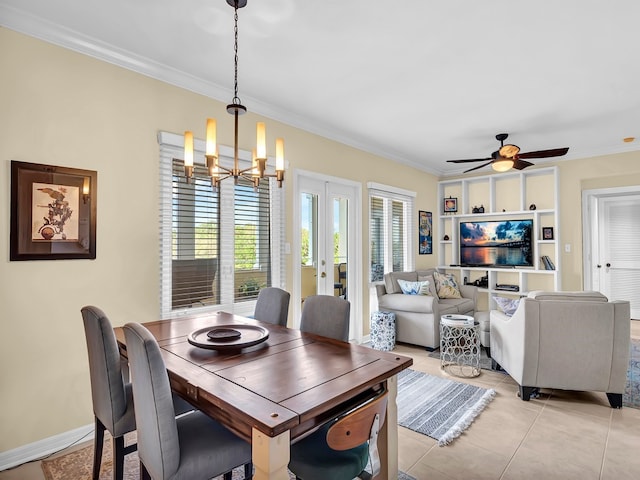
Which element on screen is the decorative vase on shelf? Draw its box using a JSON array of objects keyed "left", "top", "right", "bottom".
[
  {"left": 443, "top": 234, "right": 450, "bottom": 241},
  {"left": 472, "top": 206, "right": 479, "bottom": 213},
  {"left": 529, "top": 204, "right": 537, "bottom": 210},
  {"left": 478, "top": 205, "right": 485, "bottom": 213}
]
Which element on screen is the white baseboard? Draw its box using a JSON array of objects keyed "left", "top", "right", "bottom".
[{"left": 0, "top": 423, "right": 94, "bottom": 471}]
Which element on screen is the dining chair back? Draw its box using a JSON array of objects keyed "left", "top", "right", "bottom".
[
  {"left": 254, "top": 287, "right": 290, "bottom": 326},
  {"left": 300, "top": 295, "right": 350, "bottom": 342},
  {"left": 288, "top": 391, "right": 389, "bottom": 480},
  {"left": 123, "top": 322, "right": 252, "bottom": 480},
  {"left": 81, "top": 306, "right": 137, "bottom": 480}
]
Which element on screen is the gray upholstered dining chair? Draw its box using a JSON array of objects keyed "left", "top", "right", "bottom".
[
  {"left": 300, "top": 295, "right": 350, "bottom": 341},
  {"left": 81, "top": 306, "right": 193, "bottom": 480},
  {"left": 81, "top": 306, "right": 136, "bottom": 480},
  {"left": 253, "top": 287, "right": 291, "bottom": 326},
  {"left": 288, "top": 391, "right": 388, "bottom": 480},
  {"left": 123, "top": 322, "right": 252, "bottom": 480}
]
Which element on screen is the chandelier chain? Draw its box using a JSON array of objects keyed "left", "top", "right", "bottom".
[{"left": 232, "top": 3, "right": 241, "bottom": 105}]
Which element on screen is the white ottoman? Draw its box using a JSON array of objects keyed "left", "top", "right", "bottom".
[{"left": 370, "top": 311, "right": 396, "bottom": 351}]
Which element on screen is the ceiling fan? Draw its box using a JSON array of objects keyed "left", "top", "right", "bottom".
[{"left": 447, "top": 133, "right": 569, "bottom": 173}]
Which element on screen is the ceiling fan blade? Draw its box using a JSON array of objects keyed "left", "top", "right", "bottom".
[
  {"left": 463, "top": 160, "right": 494, "bottom": 173},
  {"left": 446, "top": 157, "right": 492, "bottom": 163},
  {"left": 517, "top": 147, "right": 569, "bottom": 159},
  {"left": 512, "top": 159, "right": 534, "bottom": 170}
]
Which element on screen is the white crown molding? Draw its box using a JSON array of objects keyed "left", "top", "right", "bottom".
[
  {"left": 3, "top": 4, "right": 637, "bottom": 179},
  {"left": 0, "top": 4, "right": 440, "bottom": 176}
]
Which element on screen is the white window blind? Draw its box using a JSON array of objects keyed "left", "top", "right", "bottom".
[
  {"left": 158, "top": 131, "right": 284, "bottom": 318},
  {"left": 368, "top": 183, "right": 415, "bottom": 282}
]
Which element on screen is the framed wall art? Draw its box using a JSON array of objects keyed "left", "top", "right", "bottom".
[
  {"left": 418, "top": 210, "right": 432, "bottom": 254},
  {"left": 542, "top": 227, "right": 554, "bottom": 240},
  {"left": 10, "top": 160, "right": 97, "bottom": 261},
  {"left": 443, "top": 196, "right": 457, "bottom": 214}
]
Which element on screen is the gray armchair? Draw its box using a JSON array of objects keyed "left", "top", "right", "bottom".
[{"left": 490, "top": 291, "right": 631, "bottom": 408}]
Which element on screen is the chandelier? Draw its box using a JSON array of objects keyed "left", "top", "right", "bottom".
[{"left": 182, "top": 0, "right": 284, "bottom": 190}]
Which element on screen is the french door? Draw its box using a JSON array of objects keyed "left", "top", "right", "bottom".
[
  {"left": 293, "top": 171, "right": 361, "bottom": 340},
  {"left": 584, "top": 188, "right": 640, "bottom": 319}
]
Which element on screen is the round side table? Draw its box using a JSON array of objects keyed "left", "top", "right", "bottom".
[{"left": 440, "top": 314, "right": 481, "bottom": 377}]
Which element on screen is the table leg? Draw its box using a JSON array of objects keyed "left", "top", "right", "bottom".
[
  {"left": 376, "top": 374, "right": 398, "bottom": 480},
  {"left": 251, "top": 428, "right": 290, "bottom": 480}
]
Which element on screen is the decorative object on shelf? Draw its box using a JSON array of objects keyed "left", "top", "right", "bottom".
[
  {"left": 178, "top": 0, "right": 285, "bottom": 191},
  {"left": 10, "top": 160, "right": 97, "bottom": 261},
  {"left": 472, "top": 206, "right": 479, "bottom": 213},
  {"left": 443, "top": 234, "right": 450, "bottom": 241},
  {"left": 529, "top": 203, "right": 537, "bottom": 210},
  {"left": 541, "top": 255, "right": 556, "bottom": 270},
  {"left": 443, "top": 196, "right": 458, "bottom": 213},
  {"left": 445, "top": 133, "right": 569, "bottom": 173},
  {"left": 502, "top": 209, "right": 506, "bottom": 212},
  {"left": 419, "top": 211, "right": 433, "bottom": 254},
  {"left": 478, "top": 204, "right": 485, "bottom": 213},
  {"left": 542, "top": 227, "right": 554, "bottom": 240}
]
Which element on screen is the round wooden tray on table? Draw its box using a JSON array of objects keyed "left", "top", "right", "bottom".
[{"left": 188, "top": 324, "right": 269, "bottom": 351}]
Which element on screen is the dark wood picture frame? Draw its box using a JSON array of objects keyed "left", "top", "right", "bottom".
[
  {"left": 443, "top": 196, "right": 458, "bottom": 213},
  {"left": 542, "top": 227, "right": 554, "bottom": 240},
  {"left": 10, "top": 161, "right": 97, "bottom": 261},
  {"left": 418, "top": 210, "right": 432, "bottom": 254}
]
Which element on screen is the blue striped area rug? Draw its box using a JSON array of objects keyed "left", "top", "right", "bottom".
[{"left": 397, "top": 369, "right": 496, "bottom": 446}]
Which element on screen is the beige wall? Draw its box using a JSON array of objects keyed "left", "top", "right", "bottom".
[
  {"left": 0, "top": 28, "right": 438, "bottom": 451},
  {"left": 2, "top": 27, "right": 639, "bottom": 453}
]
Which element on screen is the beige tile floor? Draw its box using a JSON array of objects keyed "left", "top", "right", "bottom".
[
  {"left": 396, "top": 320, "right": 640, "bottom": 480},
  {"left": 1, "top": 322, "right": 639, "bottom": 480}
]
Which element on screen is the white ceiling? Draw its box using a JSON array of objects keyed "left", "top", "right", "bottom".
[{"left": 2, "top": 0, "right": 640, "bottom": 176}]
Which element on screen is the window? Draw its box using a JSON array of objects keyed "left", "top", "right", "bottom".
[
  {"left": 158, "top": 132, "right": 284, "bottom": 318},
  {"left": 368, "top": 183, "right": 415, "bottom": 282}
]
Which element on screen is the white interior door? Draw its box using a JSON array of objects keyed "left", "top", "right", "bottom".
[
  {"left": 597, "top": 195, "right": 640, "bottom": 318},
  {"left": 585, "top": 188, "right": 640, "bottom": 319},
  {"left": 294, "top": 172, "right": 361, "bottom": 340}
]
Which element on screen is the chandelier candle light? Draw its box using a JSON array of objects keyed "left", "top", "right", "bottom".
[{"left": 181, "top": 0, "right": 285, "bottom": 190}]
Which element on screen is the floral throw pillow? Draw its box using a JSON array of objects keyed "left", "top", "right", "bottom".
[
  {"left": 397, "top": 279, "right": 432, "bottom": 296},
  {"left": 433, "top": 272, "right": 462, "bottom": 299},
  {"left": 493, "top": 296, "right": 520, "bottom": 316}
]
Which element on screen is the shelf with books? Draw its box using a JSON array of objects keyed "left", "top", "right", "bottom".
[{"left": 437, "top": 166, "right": 560, "bottom": 311}]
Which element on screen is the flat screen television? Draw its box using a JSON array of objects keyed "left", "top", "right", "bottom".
[{"left": 459, "top": 219, "right": 533, "bottom": 267}]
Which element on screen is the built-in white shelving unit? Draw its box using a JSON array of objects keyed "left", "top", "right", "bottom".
[{"left": 437, "top": 166, "right": 560, "bottom": 311}]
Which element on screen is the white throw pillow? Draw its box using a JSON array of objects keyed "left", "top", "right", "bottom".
[
  {"left": 493, "top": 296, "right": 520, "bottom": 316},
  {"left": 397, "top": 279, "right": 432, "bottom": 296}
]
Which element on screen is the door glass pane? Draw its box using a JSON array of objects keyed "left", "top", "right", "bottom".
[
  {"left": 301, "top": 192, "right": 318, "bottom": 301},
  {"left": 333, "top": 197, "right": 348, "bottom": 298}
]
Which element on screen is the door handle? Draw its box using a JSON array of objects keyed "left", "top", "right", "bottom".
[
  {"left": 320, "top": 272, "right": 326, "bottom": 278},
  {"left": 597, "top": 265, "right": 601, "bottom": 268},
  {"left": 606, "top": 263, "right": 611, "bottom": 268}
]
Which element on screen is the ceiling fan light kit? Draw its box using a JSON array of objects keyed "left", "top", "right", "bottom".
[
  {"left": 447, "top": 133, "right": 569, "bottom": 174},
  {"left": 492, "top": 159, "right": 514, "bottom": 172}
]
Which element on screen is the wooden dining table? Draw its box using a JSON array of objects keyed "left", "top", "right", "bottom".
[{"left": 114, "top": 311, "right": 413, "bottom": 480}]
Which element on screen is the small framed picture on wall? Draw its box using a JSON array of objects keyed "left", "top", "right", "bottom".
[
  {"left": 542, "top": 227, "right": 554, "bottom": 240},
  {"left": 443, "top": 196, "right": 457, "bottom": 214},
  {"left": 419, "top": 210, "right": 432, "bottom": 254}
]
